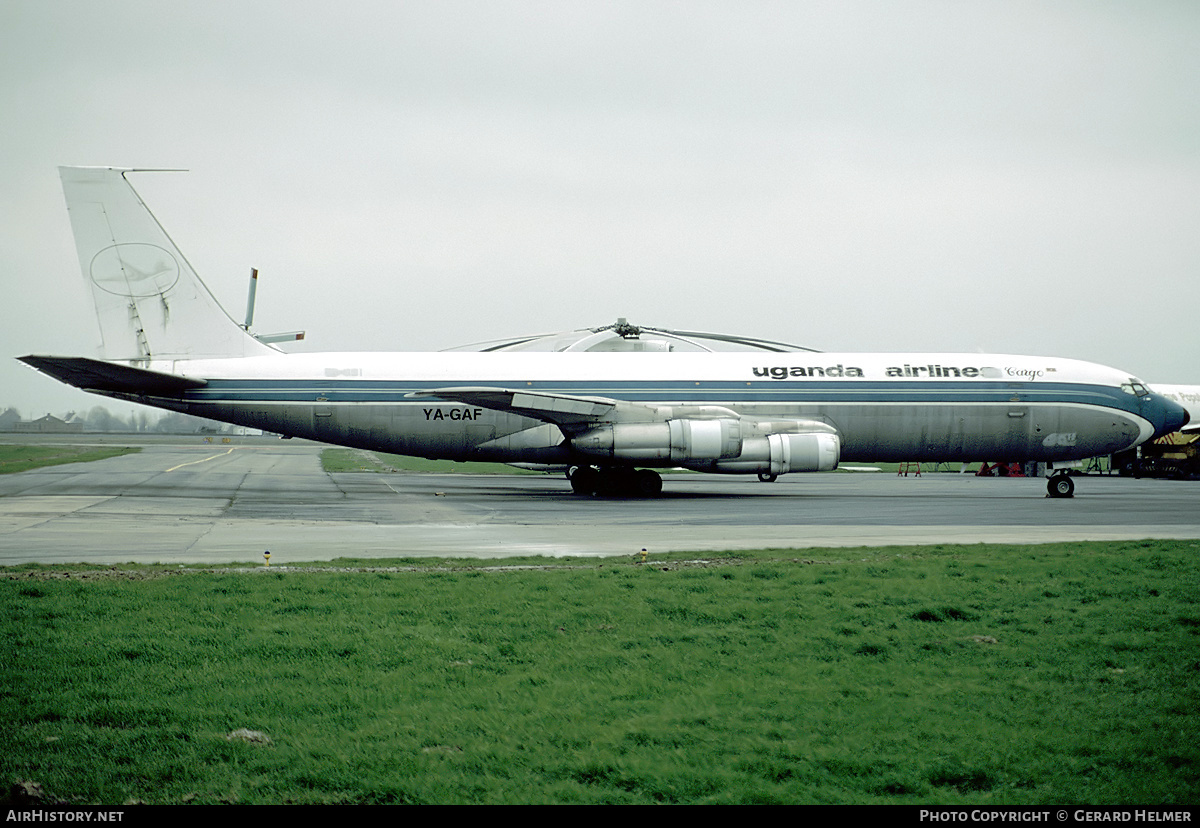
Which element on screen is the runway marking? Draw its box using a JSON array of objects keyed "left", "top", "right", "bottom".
[{"left": 166, "top": 448, "right": 237, "bottom": 472}]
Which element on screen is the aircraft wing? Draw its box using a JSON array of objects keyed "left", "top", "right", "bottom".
[
  {"left": 408, "top": 386, "right": 620, "bottom": 432},
  {"left": 18, "top": 355, "right": 207, "bottom": 396}
]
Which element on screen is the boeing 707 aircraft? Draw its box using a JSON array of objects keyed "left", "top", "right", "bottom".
[{"left": 18, "top": 167, "right": 1190, "bottom": 497}]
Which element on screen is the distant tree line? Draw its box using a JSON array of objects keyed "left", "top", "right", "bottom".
[{"left": 0, "top": 405, "right": 231, "bottom": 434}]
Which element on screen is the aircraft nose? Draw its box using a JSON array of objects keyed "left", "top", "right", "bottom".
[{"left": 1153, "top": 396, "right": 1190, "bottom": 439}]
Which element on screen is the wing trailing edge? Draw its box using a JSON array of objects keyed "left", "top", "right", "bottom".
[{"left": 407, "top": 387, "right": 618, "bottom": 431}]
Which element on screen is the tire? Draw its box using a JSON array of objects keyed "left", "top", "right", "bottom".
[
  {"left": 1047, "top": 475, "right": 1075, "bottom": 498},
  {"left": 634, "top": 469, "right": 663, "bottom": 497},
  {"left": 570, "top": 466, "right": 598, "bottom": 495}
]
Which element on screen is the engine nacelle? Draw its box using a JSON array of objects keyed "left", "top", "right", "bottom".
[
  {"left": 571, "top": 418, "right": 743, "bottom": 462},
  {"left": 693, "top": 431, "right": 841, "bottom": 474}
]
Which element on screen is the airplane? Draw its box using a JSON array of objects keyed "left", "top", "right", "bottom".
[
  {"left": 17, "top": 166, "right": 1191, "bottom": 498},
  {"left": 1148, "top": 385, "right": 1200, "bottom": 433}
]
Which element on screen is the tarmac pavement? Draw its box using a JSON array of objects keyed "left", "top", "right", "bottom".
[{"left": 1, "top": 438, "right": 1198, "bottom": 565}]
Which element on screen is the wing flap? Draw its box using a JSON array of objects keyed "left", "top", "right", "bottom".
[
  {"left": 19, "top": 355, "right": 207, "bottom": 396},
  {"left": 408, "top": 386, "right": 617, "bottom": 429}
]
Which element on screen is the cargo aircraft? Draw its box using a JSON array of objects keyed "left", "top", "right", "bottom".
[{"left": 18, "top": 167, "right": 1190, "bottom": 498}]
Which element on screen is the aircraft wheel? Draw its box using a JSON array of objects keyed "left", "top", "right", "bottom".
[
  {"left": 758, "top": 472, "right": 778, "bottom": 483},
  {"left": 585, "top": 468, "right": 662, "bottom": 497},
  {"left": 634, "top": 469, "right": 663, "bottom": 497},
  {"left": 590, "top": 468, "right": 628, "bottom": 497},
  {"left": 570, "top": 466, "right": 599, "bottom": 495},
  {"left": 1047, "top": 474, "right": 1075, "bottom": 498}
]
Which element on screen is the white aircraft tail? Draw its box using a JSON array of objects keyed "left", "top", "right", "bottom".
[{"left": 58, "top": 166, "right": 276, "bottom": 363}]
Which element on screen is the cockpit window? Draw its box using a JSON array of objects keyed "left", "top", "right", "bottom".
[{"left": 1121, "top": 381, "right": 1150, "bottom": 397}]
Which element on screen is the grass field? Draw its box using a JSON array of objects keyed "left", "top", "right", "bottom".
[
  {"left": 0, "top": 444, "right": 140, "bottom": 474},
  {"left": 2, "top": 541, "right": 1198, "bottom": 805}
]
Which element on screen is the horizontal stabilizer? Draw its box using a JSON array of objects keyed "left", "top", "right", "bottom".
[{"left": 18, "top": 355, "right": 206, "bottom": 397}]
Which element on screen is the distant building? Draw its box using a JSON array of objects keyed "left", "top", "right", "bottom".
[{"left": 11, "top": 414, "right": 84, "bottom": 433}]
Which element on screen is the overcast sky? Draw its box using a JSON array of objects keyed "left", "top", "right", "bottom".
[{"left": 3, "top": 0, "right": 1198, "bottom": 417}]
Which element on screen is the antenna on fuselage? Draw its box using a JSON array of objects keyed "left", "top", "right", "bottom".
[{"left": 242, "top": 267, "right": 306, "bottom": 345}]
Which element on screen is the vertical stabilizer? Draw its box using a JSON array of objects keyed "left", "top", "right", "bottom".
[{"left": 58, "top": 166, "right": 277, "bottom": 362}]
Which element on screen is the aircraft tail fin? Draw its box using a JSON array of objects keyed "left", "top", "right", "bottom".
[{"left": 58, "top": 166, "right": 277, "bottom": 363}]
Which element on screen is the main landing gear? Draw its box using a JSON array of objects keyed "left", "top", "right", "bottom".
[
  {"left": 568, "top": 466, "right": 663, "bottom": 497},
  {"left": 1046, "top": 471, "right": 1075, "bottom": 498}
]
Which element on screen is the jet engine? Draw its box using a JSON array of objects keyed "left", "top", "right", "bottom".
[
  {"left": 571, "top": 417, "right": 841, "bottom": 476},
  {"left": 571, "top": 418, "right": 743, "bottom": 462},
  {"left": 701, "top": 431, "right": 841, "bottom": 474}
]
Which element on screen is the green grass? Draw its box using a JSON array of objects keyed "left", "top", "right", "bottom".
[
  {"left": 0, "top": 444, "right": 140, "bottom": 474},
  {"left": 2, "top": 541, "right": 1198, "bottom": 805}
]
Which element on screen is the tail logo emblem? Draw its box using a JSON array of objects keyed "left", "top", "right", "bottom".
[{"left": 89, "top": 243, "right": 180, "bottom": 298}]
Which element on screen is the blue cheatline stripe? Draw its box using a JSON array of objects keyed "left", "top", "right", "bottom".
[{"left": 184, "top": 378, "right": 1144, "bottom": 416}]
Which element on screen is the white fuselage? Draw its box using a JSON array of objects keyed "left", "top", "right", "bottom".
[{"left": 130, "top": 350, "right": 1171, "bottom": 467}]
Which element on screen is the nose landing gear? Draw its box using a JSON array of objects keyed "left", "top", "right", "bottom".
[{"left": 1046, "top": 472, "right": 1075, "bottom": 498}]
